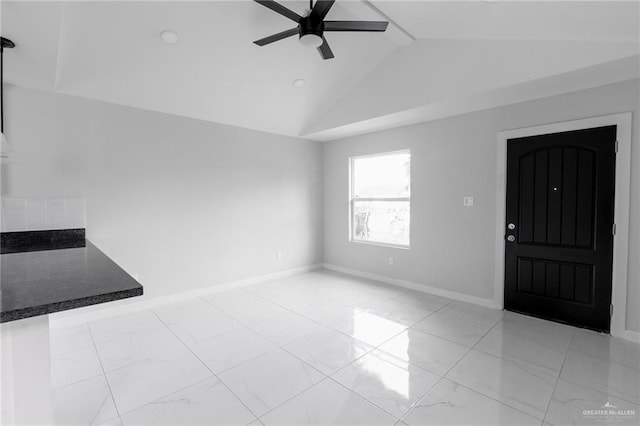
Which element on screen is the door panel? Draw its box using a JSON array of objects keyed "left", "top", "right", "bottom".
[{"left": 505, "top": 126, "right": 616, "bottom": 332}]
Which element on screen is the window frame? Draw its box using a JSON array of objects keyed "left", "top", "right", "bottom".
[{"left": 349, "top": 149, "right": 411, "bottom": 249}]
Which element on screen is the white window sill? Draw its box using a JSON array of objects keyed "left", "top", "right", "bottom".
[{"left": 349, "top": 239, "right": 410, "bottom": 250}]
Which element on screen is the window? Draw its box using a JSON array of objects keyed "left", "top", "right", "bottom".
[{"left": 350, "top": 150, "right": 410, "bottom": 247}]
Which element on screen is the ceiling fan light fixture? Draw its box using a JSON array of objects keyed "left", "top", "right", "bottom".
[
  {"left": 299, "top": 33, "right": 323, "bottom": 48},
  {"left": 252, "top": 0, "right": 388, "bottom": 60}
]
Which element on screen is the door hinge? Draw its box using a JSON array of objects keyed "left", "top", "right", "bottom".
[
  {"left": 612, "top": 223, "right": 617, "bottom": 236},
  {"left": 615, "top": 140, "right": 619, "bottom": 153},
  {"left": 610, "top": 304, "right": 614, "bottom": 317}
]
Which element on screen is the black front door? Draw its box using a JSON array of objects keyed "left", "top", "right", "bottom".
[{"left": 504, "top": 126, "right": 616, "bottom": 332}]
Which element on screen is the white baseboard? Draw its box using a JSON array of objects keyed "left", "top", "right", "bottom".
[
  {"left": 321, "top": 264, "right": 640, "bottom": 344},
  {"left": 49, "top": 263, "right": 323, "bottom": 328},
  {"left": 322, "top": 263, "right": 499, "bottom": 309},
  {"left": 613, "top": 328, "right": 640, "bottom": 344},
  {"left": 51, "top": 260, "right": 640, "bottom": 344}
]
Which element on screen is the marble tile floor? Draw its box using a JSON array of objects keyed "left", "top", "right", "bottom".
[{"left": 48, "top": 270, "right": 640, "bottom": 425}]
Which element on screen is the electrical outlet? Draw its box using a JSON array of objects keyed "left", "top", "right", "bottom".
[
  {"left": 276, "top": 250, "right": 282, "bottom": 259},
  {"left": 388, "top": 257, "right": 394, "bottom": 266},
  {"left": 463, "top": 196, "right": 474, "bottom": 207}
]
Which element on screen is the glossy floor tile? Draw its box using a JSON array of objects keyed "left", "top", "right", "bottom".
[
  {"left": 446, "top": 349, "right": 556, "bottom": 420},
  {"left": 437, "top": 300, "right": 504, "bottom": 327},
  {"left": 119, "top": 377, "right": 255, "bottom": 425},
  {"left": 94, "top": 326, "right": 185, "bottom": 372},
  {"left": 162, "top": 308, "right": 242, "bottom": 346},
  {"left": 545, "top": 378, "right": 640, "bottom": 426},
  {"left": 331, "top": 349, "right": 440, "bottom": 418},
  {"left": 360, "top": 297, "right": 435, "bottom": 327},
  {"left": 378, "top": 329, "right": 469, "bottom": 376},
  {"left": 152, "top": 298, "right": 224, "bottom": 324},
  {"left": 261, "top": 378, "right": 397, "bottom": 426},
  {"left": 474, "top": 324, "right": 567, "bottom": 375},
  {"left": 98, "top": 417, "right": 123, "bottom": 426},
  {"left": 247, "top": 284, "right": 323, "bottom": 312},
  {"left": 105, "top": 345, "right": 212, "bottom": 414},
  {"left": 412, "top": 311, "right": 492, "bottom": 347},
  {"left": 189, "top": 327, "right": 277, "bottom": 374},
  {"left": 49, "top": 323, "right": 94, "bottom": 355},
  {"left": 403, "top": 379, "right": 541, "bottom": 425},
  {"left": 283, "top": 329, "right": 373, "bottom": 374},
  {"left": 203, "top": 289, "right": 288, "bottom": 326},
  {"left": 88, "top": 311, "right": 167, "bottom": 344},
  {"left": 295, "top": 298, "right": 365, "bottom": 330},
  {"left": 497, "top": 312, "right": 575, "bottom": 354},
  {"left": 328, "top": 311, "right": 408, "bottom": 346},
  {"left": 51, "top": 345, "right": 104, "bottom": 389},
  {"left": 153, "top": 299, "right": 243, "bottom": 345},
  {"left": 246, "top": 309, "right": 328, "bottom": 346},
  {"left": 569, "top": 328, "right": 640, "bottom": 371},
  {"left": 217, "top": 348, "right": 325, "bottom": 416},
  {"left": 45, "top": 271, "right": 640, "bottom": 425},
  {"left": 559, "top": 349, "right": 640, "bottom": 404},
  {"left": 52, "top": 375, "right": 118, "bottom": 426},
  {"left": 390, "top": 290, "right": 452, "bottom": 312}
]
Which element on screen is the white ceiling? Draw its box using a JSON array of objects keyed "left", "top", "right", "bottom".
[
  {"left": 374, "top": 1, "right": 639, "bottom": 42},
  {"left": 1, "top": 1, "right": 638, "bottom": 140}
]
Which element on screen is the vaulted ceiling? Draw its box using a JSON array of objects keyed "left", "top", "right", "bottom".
[{"left": 2, "top": 1, "right": 638, "bottom": 140}]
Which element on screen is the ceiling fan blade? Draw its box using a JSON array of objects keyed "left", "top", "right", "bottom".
[
  {"left": 310, "top": 0, "right": 335, "bottom": 21},
  {"left": 317, "top": 37, "right": 334, "bottom": 60},
  {"left": 254, "top": 0, "right": 302, "bottom": 22},
  {"left": 324, "top": 21, "right": 389, "bottom": 32},
  {"left": 254, "top": 28, "right": 299, "bottom": 46}
]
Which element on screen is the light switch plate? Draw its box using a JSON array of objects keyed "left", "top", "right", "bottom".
[{"left": 463, "top": 197, "right": 474, "bottom": 207}]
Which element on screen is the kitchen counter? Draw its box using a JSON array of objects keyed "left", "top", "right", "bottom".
[
  {"left": 1, "top": 237, "right": 144, "bottom": 423},
  {"left": 0, "top": 241, "right": 143, "bottom": 322}
]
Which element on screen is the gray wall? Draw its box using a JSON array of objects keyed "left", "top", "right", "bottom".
[
  {"left": 4, "top": 80, "right": 638, "bottom": 333},
  {"left": 2, "top": 86, "right": 324, "bottom": 299},
  {"left": 324, "top": 79, "right": 640, "bottom": 332}
]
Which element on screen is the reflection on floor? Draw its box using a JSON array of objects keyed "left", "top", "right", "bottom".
[{"left": 49, "top": 270, "right": 640, "bottom": 425}]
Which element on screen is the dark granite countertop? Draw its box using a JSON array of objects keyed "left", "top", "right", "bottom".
[{"left": 0, "top": 241, "right": 143, "bottom": 322}]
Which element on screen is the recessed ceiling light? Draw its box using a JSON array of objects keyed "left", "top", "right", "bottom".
[
  {"left": 160, "top": 30, "right": 179, "bottom": 45},
  {"left": 292, "top": 79, "right": 305, "bottom": 88}
]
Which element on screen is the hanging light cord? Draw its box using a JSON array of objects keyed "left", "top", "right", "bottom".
[
  {"left": 0, "top": 37, "right": 15, "bottom": 138},
  {"left": 1, "top": 44, "right": 4, "bottom": 134}
]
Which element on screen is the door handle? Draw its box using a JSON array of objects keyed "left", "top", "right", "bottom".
[{"left": 506, "top": 235, "right": 516, "bottom": 242}]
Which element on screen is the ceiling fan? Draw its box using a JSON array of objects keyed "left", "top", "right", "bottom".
[{"left": 253, "top": 0, "right": 389, "bottom": 60}]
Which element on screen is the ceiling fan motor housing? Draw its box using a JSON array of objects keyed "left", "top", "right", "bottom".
[{"left": 298, "top": 16, "right": 324, "bottom": 39}]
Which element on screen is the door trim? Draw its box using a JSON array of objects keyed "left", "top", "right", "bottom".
[{"left": 494, "top": 113, "right": 633, "bottom": 341}]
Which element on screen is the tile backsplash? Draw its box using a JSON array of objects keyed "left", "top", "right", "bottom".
[{"left": 1, "top": 197, "right": 85, "bottom": 232}]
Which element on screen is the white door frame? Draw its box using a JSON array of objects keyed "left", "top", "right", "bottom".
[{"left": 494, "top": 113, "right": 634, "bottom": 341}]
